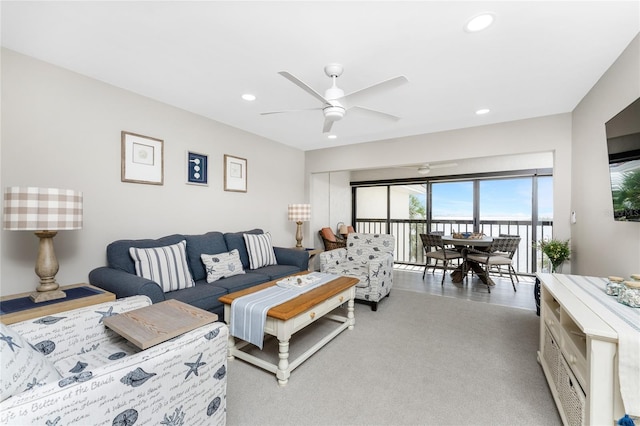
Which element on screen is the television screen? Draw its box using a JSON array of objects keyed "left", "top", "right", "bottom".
[{"left": 605, "top": 97, "right": 640, "bottom": 222}]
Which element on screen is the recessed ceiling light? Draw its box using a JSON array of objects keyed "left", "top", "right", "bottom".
[
  {"left": 476, "top": 108, "right": 491, "bottom": 115},
  {"left": 242, "top": 93, "right": 256, "bottom": 101},
  {"left": 327, "top": 134, "right": 337, "bottom": 139},
  {"left": 465, "top": 13, "right": 495, "bottom": 32}
]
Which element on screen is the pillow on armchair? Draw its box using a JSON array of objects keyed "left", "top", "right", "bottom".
[
  {"left": 0, "top": 322, "right": 61, "bottom": 402},
  {"left": 320, "top": 227, "right": 337, "bottom": 242}
]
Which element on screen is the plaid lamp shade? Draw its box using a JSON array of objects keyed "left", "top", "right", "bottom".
[
  {"left": 3, "top": 187, "right": 83, "bottom": 231},
  {"left": 287, "top": 204, "right": 311, "bottom": 222}
]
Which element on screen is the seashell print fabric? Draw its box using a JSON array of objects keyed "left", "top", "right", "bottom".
[
  {"left": 320, "top": 232, "right": 395, "bottom": 304},
  {"left": 0, "top": 296, "right": 228, "bottom": 425}
]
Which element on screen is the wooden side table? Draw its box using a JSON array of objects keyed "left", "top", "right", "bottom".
[
  {"left": 306, "top": 248, "right": 322, "bottom": 270},
  {"left": 0, "top": 283, "right": 115, "bottom": 325},
  {"left": 104, "top": 299, "right": 218, "bottom": 349},
  {"left": 293, "top": 247, "right": 323, "bottom": 271}
]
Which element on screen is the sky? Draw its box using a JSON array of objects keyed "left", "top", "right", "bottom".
[{"left": 427, "top": 177, "right": 554, "bottom": 220}]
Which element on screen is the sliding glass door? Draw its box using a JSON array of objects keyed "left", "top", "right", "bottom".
[
  {"left": 479, "top": 177, "right": 532, "bottom": 273},
  {"left": 431, "top": 181, "right": 474, "bottom": 234},
  {"left": 353, "top": 170, "right": 553, "bottom": 274}
]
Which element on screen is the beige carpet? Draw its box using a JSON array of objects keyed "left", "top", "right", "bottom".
[{"left": 225, "top": 289, "right": 561, "bottom": 425}]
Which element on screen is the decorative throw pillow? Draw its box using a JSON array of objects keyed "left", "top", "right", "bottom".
[
  {"left": 0, "top": 322, "right": 62, "bottom": 402},
  {"left": 201, "top": 249, "right": 246, "bottom": 283},
  {"left": 243, "top": 232, "right": 277, "bottom": 269},
  {"left": 129, "top": 240, "right": 195, "bottom": 293},
  {"left": 320, "top": 227, "right": 337, "bottom": 242}
]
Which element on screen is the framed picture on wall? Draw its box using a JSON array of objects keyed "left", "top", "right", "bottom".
[
  {"left": 186, "top": 151, "right": 208, "bottom": 185},
  {"left": 224, "top": 154, "right": 247, "bottom": 192},
  {"left": 121, "top": 131, "right": 164, "bottom": 185}
]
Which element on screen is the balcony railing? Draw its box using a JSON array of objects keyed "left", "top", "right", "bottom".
[{"left": 355, "top": 218, "right": 554, "bottom": 275}]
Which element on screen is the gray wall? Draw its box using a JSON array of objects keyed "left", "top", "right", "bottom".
[
  {"left": 571, "top": 34, "right": 640, "bottom": 278},
  {"left": 1, "top": 49, "right": 306, "bottom": 296}
]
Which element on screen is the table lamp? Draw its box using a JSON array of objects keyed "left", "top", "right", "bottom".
[
  {"left": 3, "top": 187, "right": 83, "bottom": 302},
  {"left": 288, "top": 204, "right": 311, "bottom": 248}
]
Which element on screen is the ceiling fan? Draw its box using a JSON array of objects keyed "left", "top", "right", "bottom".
[
  {"left": 396, "top": 162, "right": 459, "bottom": 174},
  {"left": 261, "top": 63, "right": 408, "bottom": 133}
]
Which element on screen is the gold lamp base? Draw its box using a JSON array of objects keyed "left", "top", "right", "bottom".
[
  {"left": 295, "top": 221, "right": 304, "bottom": 248},
  {"left": 30, "top": 230, "right": 67, "bottom": 303},
  {"left": 30, "top": 289, "right": 66, "bottom": 303}
]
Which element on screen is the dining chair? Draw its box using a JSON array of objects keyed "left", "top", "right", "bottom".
[
  {"left": 465, "top": 236, "right": 521, "bottom": 292},
  {"left": 419, "top": 233, "right": 463, "bottom": 285},
  {"left": 494, "top": 233, "right": 522, "bottom": 278}
]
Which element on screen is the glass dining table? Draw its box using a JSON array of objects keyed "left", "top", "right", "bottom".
[{"left": 441, "top": 235, "right": 494, "bottom": 284}]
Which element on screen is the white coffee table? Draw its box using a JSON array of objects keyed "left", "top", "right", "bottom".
[{"left": 219, "top": 275, "right": 358, "bottom": 385}]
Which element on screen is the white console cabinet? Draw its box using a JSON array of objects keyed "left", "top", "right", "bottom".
[{"left": 537, "top": 273, "right": 629, "bottom": 426}]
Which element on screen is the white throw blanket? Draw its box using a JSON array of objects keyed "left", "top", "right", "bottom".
[
  {"left": 230, "top": 272, "right": 338, "bottom": 349},
  {"left": 562, "top": 275, "right": 640, "bottom": 417}
]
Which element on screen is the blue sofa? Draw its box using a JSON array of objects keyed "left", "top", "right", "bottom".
[{"left": 89, "top": 229, "right": 308, "bottom": 319}]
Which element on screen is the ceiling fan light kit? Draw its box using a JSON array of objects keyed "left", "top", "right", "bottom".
[
  {"left": 323, "top": 105, "right": 345, "bottom": 121},
  {"left": 262, "top": 63, "right": 408, "bottom": 134}
]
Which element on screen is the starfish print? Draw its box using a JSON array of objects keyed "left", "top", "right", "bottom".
[
  {"left": 95, "top": 306, "right": 114, "bottom": 323},
  {"left": 0, "top": 332, "right": 21, "bottom": 352},
  {"left": 184, "top": 353, "right": 206, "bottom": 379}
]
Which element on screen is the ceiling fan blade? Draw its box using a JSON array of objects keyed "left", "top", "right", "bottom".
[
  {"left": 278, "top": 71, "right": 330, "bottom": 105},
  {"left": 260, "top": 107, "right": 322, "bottom": 116},
  {"left": 350, "top": 106, "right": 401, "bottom": 121},
  {"left": 341, "top": 76, "right": 408, "bottom": 107},
  {"left": 323, "top": 119, "right": 334, "bottom": 133}
]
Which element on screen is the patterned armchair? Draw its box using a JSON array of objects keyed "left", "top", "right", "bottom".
[
  {"left": 319, "top": 232, "right": 395, "bottom": 311},
  {"left": 0, "top": 296, "right": 228, "bottom": 425}
]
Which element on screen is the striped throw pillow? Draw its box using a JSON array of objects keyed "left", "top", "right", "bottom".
[
  {"left": 129, "top": 240, "right": 195, "bottom": 292},
  {"left": 243, "top": 232, "right": 277, "bottom": 269}
]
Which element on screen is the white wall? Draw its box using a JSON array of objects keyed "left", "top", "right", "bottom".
[
  {"left": 0, "top": 49, "right": 306, "bottom": 296},
  {"left": 350, "top": 151, "right": 553, "bottom": 182},
  {"left": 570, "top": 34, "right": 640, "bottom": 278},
  {"left": 309, "top": 171, "right": 351, "bottom": 244}
]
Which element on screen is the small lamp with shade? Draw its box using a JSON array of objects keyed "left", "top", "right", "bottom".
[
  {"left": 287, "top": 203, "right": 311, "bottom": 248},
  {"left": 3, "top": 187, "right": 83, "bottom": 302}
]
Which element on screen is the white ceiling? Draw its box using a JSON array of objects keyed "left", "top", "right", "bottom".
[{"left": 2, "top": 1, "right": 639, "bottom": 151}]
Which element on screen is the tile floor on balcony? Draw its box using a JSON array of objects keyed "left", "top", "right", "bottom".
[{"left": 393, "top": 263, "right": 537, "bottom": 311}]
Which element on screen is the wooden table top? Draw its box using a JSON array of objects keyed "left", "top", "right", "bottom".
[
  {"left": 0, "top": 283, "right": 115, "bottom": 325},
  {"left": 104, "top": 299, "right": 218, "bottom": 350},
  {"left": 442, "top": 236, "right": 493, "bottom": 247},
  {"left": 219, "top": 274, "right": 359, "bottom": 321}
]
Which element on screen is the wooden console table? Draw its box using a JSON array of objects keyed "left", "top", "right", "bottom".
[
  {"left": 0, "top": 283, "right": 115, "bottom": 325},
  {"left": 537, "top": 273, "right": 639, "bottom": 425}
]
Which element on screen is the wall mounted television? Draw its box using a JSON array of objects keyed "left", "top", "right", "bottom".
[{"left": 605, "top": 97, "right": 640, "bottom": 221}]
